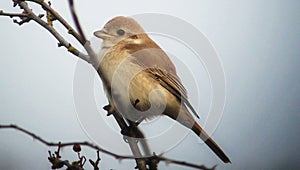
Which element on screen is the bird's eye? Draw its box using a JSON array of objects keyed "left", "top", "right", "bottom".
[{"left": 117, "top": 29, "right": 125, "bottom": 36}]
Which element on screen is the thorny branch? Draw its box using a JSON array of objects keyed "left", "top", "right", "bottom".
[{"left": 0, "top": 124, "right": 215, "bottom": 170}]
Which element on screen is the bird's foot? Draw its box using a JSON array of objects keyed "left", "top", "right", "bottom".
[
  {"left": 122, "top": 125, "right": 140, "bottom": 143},
  {"left": 121, "top": 125, "right": 136, "bottom": 137},
  {"left": 121, "top": 124, "right": 143, "bottom": 140},
  {"left": 103, "top": 104, "right": 115, "bottom": 116}
]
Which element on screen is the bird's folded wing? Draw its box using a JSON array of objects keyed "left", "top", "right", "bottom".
[
  {"left": 128, "top": 42, "right": 199, "bottom": 119},
  {"left": 144, "top": 67, "right": 200, "bottom": 119}
]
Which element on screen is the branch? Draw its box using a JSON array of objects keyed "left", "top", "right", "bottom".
[
  {"left": 0, "top": 9, "right": 43, "bottom": 25},
  {"left": 26, "top": 0, "right": 99, "bottom": 68},
  {"left": 12, "top": 1, "right": 91, "bottom": 63},
  {"left": 0, "top": 124, "right": 133, "bottom": 160},
  {"left": 155, "top": 155, "right": 217, "bottom": 170},
  {"left": 0, "top": 124, "right": 215, "bottom": 170},
  {"left": 26, "top": 0, "right": 83, "bottom": 45},
  {"left": 0, "top": 10, "right": 28, "bottom": 17},
  {"left": 67, "top": 0, "right": 86, "bottom": 43},
  {"left": 104, "top": 105, "right": 148, "bottom": 170},
  {"left": 67, "top": 0, "right": 99, "bottom": 69},
  {"left": 89, "top": 150, "right": 101, "bottom": 170}
]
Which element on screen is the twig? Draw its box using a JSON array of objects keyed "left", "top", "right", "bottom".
[
  {"left": 25, "top": 0, "right": 99, "bottom": 68},
  {"left": 67, "top": 0, "right": 86, "bottom": 43},
  {"left": 0, "top": 10, "right": 28, "bottom": 18},
  {"left": 0, "top": 124, "right": 134, "bottom": 160},
  {"left": 26, "top": 0, "right": 84, "bottom": 45},
  {"left": 66, "top": 0, "right": 99, "bottom": 69},
  {"left": 155, "top": 155, "right": 217, "bottom": 170},
  {"left": 89, "top": 150, "right": 101, "bottom": 170},
  {"left": 0, "top": 124, "right": 214, "bottom": 170},
  {"left": 14, "top": 1, "right": 90, "bottom": 63}
]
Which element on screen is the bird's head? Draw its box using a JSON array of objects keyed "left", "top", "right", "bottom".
[{"left": 94, "top": 16, "right": 145, "bottom": 48}]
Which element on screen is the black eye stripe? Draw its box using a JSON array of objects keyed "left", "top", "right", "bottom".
[{"left": 117, "top": 29, "right": 125, "bottom": 36}]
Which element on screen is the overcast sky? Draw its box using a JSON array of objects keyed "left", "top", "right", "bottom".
[{"left": 0, "top": 0, "right": 299, "bottom": 170}]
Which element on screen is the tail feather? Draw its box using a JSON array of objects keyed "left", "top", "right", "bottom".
[
  {"left": 166, "top": 107, "right": 231, "bottom": 163},
  {"left": 192, "top": 123, "right": 231, "bottom": 163}
]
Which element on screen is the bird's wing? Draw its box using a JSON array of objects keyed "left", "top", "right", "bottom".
[
  {"left": 144, "top": 67, "right": 200, "bottom": 119},
  {"left": 127, "top": 35, "right": 199, "bottom": 119},
  {"left": 129, "top": 46, "right": 177, "bottom": 75}
]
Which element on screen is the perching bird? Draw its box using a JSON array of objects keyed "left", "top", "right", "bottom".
[{"left": 94, "top": 16, "right": 231, "bottom": 163}]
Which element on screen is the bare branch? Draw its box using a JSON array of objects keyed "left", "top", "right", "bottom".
[
  {"left": 67, "top": 0, "right": 99, "bottom": 69},
  {"left": 26, "top": 0, "right": 99, "bottom": 69},
  {"left": 155, "top": 155, "right": 217, "bottom": 170},
  {"left": 106, "top": 106, "right": 148, "bottom": 170},
  {"left": 0, "top": 124, "right": 134, "bottom": 160},
  {"left": 27, "top": 0, "right": 84, "bottom": 45},
  {"left": 89, "top": 150, "right": 101, "bottom": 170},
  {"left": 0, "top": 10, "right": 28, "bottom": 18},
  {"left": 0, "top": 124, "right": 214, "bottom": 170},
  {"left": 16, "top": 1, "right": 91, "bottom": 63},
  {"left": 67, "top": 0, "right": 86, "bottom": 43}
]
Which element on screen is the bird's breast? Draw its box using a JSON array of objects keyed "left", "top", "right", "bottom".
[{"left": 98, "top": 46, "right": 143, "bottom": 99}]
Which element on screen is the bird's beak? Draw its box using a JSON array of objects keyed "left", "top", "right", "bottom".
[{"left": 93, "top": 29, "right": 111, "bottom": 39}]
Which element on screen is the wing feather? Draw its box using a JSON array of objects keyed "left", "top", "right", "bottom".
[
  {"left": 145, "top": 67, "right": 200, "bottom": 119},
  {"left": 126, "top": 34, "right": 200, "bottom": 119}
]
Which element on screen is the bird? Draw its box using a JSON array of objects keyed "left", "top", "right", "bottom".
[{"left": 94, "top": 16, "right": 231, "bottom": 163}]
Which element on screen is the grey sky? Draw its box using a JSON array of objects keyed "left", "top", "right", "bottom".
[{"left": 0, "top": 0, "right": 299, "bottom": 169}]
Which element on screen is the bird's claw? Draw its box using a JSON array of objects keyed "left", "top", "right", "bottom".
[{"left": 103, "top": 104, "right": 115, "bottom": 116}]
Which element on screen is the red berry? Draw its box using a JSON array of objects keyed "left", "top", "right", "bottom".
[{"left": 73, "top": 144, "right": 81, "bottom": 152}]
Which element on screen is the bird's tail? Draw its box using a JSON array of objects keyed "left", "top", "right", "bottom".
[
  {"left": 167, "top": 107, "right": 231, "bottom": 163},
  {"left": 191, "top": 122, "right": 231, "bottom": 163}
]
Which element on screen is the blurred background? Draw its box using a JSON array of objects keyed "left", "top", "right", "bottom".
[{"left": 0, "top": 0, "right": 299, "bottom": 169}]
